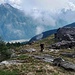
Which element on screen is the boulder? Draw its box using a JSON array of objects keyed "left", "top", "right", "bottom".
[
  {"left": 20, "top": 49, "right": 28, "bottom": 53},
  {"left": 50, "top": 41, "right": 75, "bottom": 49},
  {"left": 60, "top": 61, "right": 75, "bottom": 70},
  {"left": 55, "top": 27, "right": 75, "bottom": 41},
  {"left": 51, "top": 27, "right": 75, "bottom": 49},
  {"left": 20, "top": 48, "right": 36, "bottom": 53},
  {"left": 53, "top": 57, "right": 64, "bottom": 66},
  {"left": 53, "top": 58, "right": 75, "bottom": 71},
  {"left": 60, "top": 53, "right": 75, "bottom": 58},
  {"left": 32, "top": 54, "right": 54, "bottom": 63},
  {"left": 10, "top": 49, "right": 17, "bottom": 58}
]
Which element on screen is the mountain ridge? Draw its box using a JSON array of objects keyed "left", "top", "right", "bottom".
[
  {"left": 0, "top": 3, "right": 75, "bottom": 41},
  {"left": 29, "top": 22, "right": 75, "bottom": 43},
  {"left": 0, "top": 3, "right": 36, "bottom": 41}
]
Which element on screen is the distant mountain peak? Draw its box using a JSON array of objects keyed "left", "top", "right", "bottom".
[{"left": 0, "top": 3, "right": 13, "bottom": 9}]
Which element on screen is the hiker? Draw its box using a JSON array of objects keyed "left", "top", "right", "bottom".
[{"left": 40, "top": 43, "right": 44, "bottom": 52}]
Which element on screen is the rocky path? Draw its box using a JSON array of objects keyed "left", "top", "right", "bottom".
[
  {"left": 0, "top": 48, "right": 75, "bottom": 71},
  {"left": 31, "top": 54, "right": 54, "bottom": 63},
  {"left": 0, "top": 54, "right": 54, "bottom": 66}
]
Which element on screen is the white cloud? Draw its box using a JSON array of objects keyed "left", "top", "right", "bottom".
[
  {"left": 36, "top": 26, "right": 44, "bottom": 35},
  {"left": 36, "top": 0, "right": 69, "bottom": 11},
  {"left": 1, "top": 0, "right": 75, "bottom": 12},
  {"left": 36, "top": 34, "right": 43, "bottom": 40},
  {"left": 6, "top": 24, "right": 24, "bottom": 38},
  {"left": 0, "top": 0, "right": 5, "bottom": 4},
  {"left": 20, "top": 0, "right": 75, "bottom": 12},
  {"left": 68, "top": 2, "right": 75, "bottom": 11},
  {"left": 1, "top": 0, "right": 75, "bottom": 34},
  {"left": 0, "top": 0, "right": 22, "bottom": 8}
]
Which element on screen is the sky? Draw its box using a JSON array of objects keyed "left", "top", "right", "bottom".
[
  {"left": 0, "top": 0, "right": 75, "bottom": 12},
  {"left": 1, "top": 0, "right": 75, "bottom": 35}
]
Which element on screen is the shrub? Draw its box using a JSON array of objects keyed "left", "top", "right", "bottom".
[{"left": 0, "top": 38, "right": 11, "bottom": 61}]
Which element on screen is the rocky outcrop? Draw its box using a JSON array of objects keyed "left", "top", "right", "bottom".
[
  {"left": 50, "top": 27, "right": 75, "bottom": 49},
  {"left": 55, "top": 27, "right": 75, "bottom": 41},
  {"left": 53, "top": 58, "right": 75, "bottom": 71},
  {"left": 60, "top": 53, "right": 75, "bottom": 58},
  {"left": 32, "top": 54, "right": 54, "bottom": 63},
  {"left": 29, "top": 29, "right": 57, "bottom": 43},
  {"left": 50, "top": 41, "right": 75, "bottom": 49}
]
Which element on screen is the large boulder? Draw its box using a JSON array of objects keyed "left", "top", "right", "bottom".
[
  {"left": 55, "top": 27, "right": 75, "bottom": 41},
  {"left": 50, "top": 41, "right": 75, "bottom": 49},
  {"left": 49, "top": 27, "right": 75, "bottom": 49},
  {"left": 53, "top": 58, "right": 75, "bottom": 71}
]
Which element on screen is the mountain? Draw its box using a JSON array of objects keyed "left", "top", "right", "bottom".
[
  {"left": 0, "top": 3, "right": 37, "bottom": 41},
  {"left": 1, "top": 3, "right": 75, "bottom": 42},
  {"left": 64, "top": 22, "right": 75, "bottom": 27},
  {"left": 0, "top": 3, "right": 60, "bottom": 41},
  {"left": 29, "top": 22, "right": 75, "bottom": 43},
  {"left": 29, "top": 29, "right": 57, "bottom": 43}
]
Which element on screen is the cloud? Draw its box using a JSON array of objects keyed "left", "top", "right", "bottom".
[
  {"left": 1, "top": 0, "right": 75, "bottom": 12},
  {"left": 0, "top": 0, "right": 5, "bottom": 3},
  {"left": 36, "top": 0, "right": 69, "bottom": 11},
  {"left": 0, "top": 0, "right": 22, "bottom": 8},
  {"left": 36, "top": 34, "right": 43, "bottom": 40},
  {"left": 20, "top": 0, "right": 75, "bottom": 12},
  {"left": 1, "top": 0, "right": 75, "bottom": 35},
  {"left": 6, "top": 24, "right": 24, "bottom": 38},
  {"left": 8, "top": 0, "right": 22, "bottom": 7},
  {"left": 36, "top": 26, "right": 44, "bottom": 35}
]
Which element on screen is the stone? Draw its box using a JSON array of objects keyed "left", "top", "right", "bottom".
[
  {"left": 55, "top": 27, "right": 75, "bottom": 41},
  {"left": 20, "top": 49, "right": 28, "bottom": 53},
  {"left": 32, "top": 54, "right": 54, "bottom": 63},
  {"left": 50, "top": 41, "right": 75, "bottom": 49},
  {"left": 11, "top": 53, "right": 17, "bottom": 58},
  {"left": 27, "top": 48, "right": 36, "bottom": 52},
  {"left": 53, "top": 57, "right": 64, "bottom": 66},
  {"left": 53, "top": 57, "right": 75, "bottom": 71},
  {"left": 60, "top": 61, "right": 75, "bottom": 71},
  {"left": 51, "top": 27, "right": 75, "bottom": 49},
  {"left": 20, "top": 48, "right": 36, "bottom": 53},
  {"left": 49, "top": 49, "right": 54, "bottom": 52},
  {"left": 9, "top": 49, "right": 16, "bottom": 58},
  {"left": 60, "top": 53, "right": 75, "bottom": 58}
]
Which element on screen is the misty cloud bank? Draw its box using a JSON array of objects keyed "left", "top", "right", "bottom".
[{"left": 1, "top": 0, "right": 75, "bottom": 35}]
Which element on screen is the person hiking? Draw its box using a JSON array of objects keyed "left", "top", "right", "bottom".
[{"left": 40, "top": 43, "right": 44, "bottom": 52}]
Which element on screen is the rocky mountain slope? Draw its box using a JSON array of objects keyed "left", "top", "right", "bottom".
[
  {"left": 1, "top": 3, "right": 75, "bottom": 42},
  {"left": 0, "top": 3, "right": 40, "bottom": 41},
  {"left": 29, "top": 22, "right": 75, "bottom": 43},
  {"left": 0, "top": 3, "right": 34, "bottom": 41},
  {"left": 29, "top": 29, "right": 57, "bottom": 43}
]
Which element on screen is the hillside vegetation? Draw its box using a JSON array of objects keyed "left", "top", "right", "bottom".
[{"left": 0, "top": 34, "right": 75, "bottom": 75}]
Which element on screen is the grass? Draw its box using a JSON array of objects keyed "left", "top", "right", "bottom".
[
  {"left": 1, "top": 34, "right": 75, "bottom": 75},
  {"left": 0, "top": 70, "right": 19, "bottom": 75},
  {"left": 0, "top": 53, "right": 75, "bottom": 75},
  {"left": 20, "top": 34, "right": 55, "bottom": 52}
]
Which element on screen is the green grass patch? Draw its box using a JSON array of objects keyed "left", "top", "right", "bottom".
[
  {"left": 0, "top": 70, "right": 19, "bottom": 75},
  {"left": 17, "top": 54, "right": 30, "bottom": 60}
]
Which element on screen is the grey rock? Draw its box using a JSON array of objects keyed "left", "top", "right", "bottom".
[
  {"left": 60, "top": 61, "right": 75, "bottom": 70},
  {"left": 32, "top": 54, "right": 54, "bottom": 63},
  {"left": 8, "top": 49, "right": 17, "bottom": 58},
  {"left": 27, "top": 48, "right": 36, "bottom": 52},
  {"left": 60, "top": 53, "right": 75, "bottom": 58},
  {"left": 51, "top": 27, "right": 75, "bottom": 49},
  {"left": 53, "top": 57, "right": 75, "bottom": 71},
  {"left": 11, "top": 53, "right": 17, "bottom": 58},
  {"left": 20, "top": 48, "right": 36, "bottom": 53},
  {"left": 55, "top": 27, "right": 75, "bottom": 41},
  {"left": 50, "top": 41, "right": 75, "bottom": 49}
]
